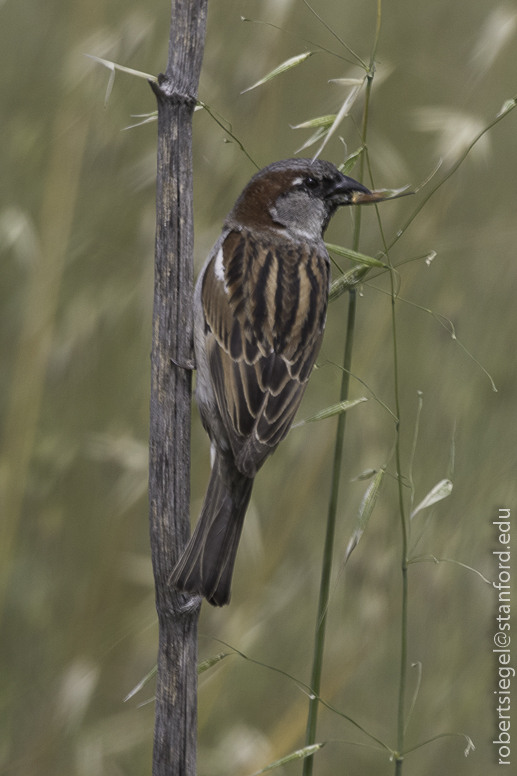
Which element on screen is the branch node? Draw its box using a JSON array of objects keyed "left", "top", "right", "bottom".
[{"left": 150, "top": 76, "right": 198, "bottom": 108}]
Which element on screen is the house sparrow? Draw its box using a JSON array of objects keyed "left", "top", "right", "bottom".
[{"left": 171, "top": 158, "right": 389, "bottom": 606}]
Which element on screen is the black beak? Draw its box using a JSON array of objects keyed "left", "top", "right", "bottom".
[
  {"left": 328, "top": 174, "right": 413, "bottom": 205},
  {"left": 326, "top": 174, "right": 370, "bottom": 203}
]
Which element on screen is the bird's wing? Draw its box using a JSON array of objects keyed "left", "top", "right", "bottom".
[{"left": 201, "top": 230, "right": 329, "bottom": 477}]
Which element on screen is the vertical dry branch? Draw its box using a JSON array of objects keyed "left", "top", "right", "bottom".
[{"left": 149, "top": 2, "right": 207, "bottom": 774}]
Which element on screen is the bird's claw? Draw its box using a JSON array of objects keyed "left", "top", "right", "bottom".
[{"left": 170, "top": 356, "right": 196, "bottom": 371}]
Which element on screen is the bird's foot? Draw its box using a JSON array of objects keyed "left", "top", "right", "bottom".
[{"left": 170, "top": 356, "right": 196, "bottom": 371}]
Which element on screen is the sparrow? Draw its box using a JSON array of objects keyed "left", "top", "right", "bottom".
[{"left": 171, "top": 158, "right": 390, "bottom": 606}]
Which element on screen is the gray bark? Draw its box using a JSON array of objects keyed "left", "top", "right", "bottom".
[{"left": 148, "top": 2, "right": 208, "bottom": 774}]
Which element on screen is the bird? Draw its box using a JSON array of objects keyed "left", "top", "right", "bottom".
[{"left": 171, "top": 158, "right": 390, "bottom": 606}]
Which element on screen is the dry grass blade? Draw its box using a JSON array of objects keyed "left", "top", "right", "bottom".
[
  {"left": 338, "top": 146, "right": 363, "bottom": 175},
  {"left": 241, "top": 51, "right": 315, "bottom": 93},
  {"left": 293, "top": 397, "right": 367, "bottom": 427},
  {"left": 312, "top": 80, "right": 365, "bottom": 159},
  {"left": 124, "top": 665, "right": 158, "bottom": 702},
  {"left": 248, "top": 743, "right": 326, "bottom": 776},
  {"left": 410, "top": 479, "right": 453, "bottom": 519},
  {"left": 328, "top": 265, "right": 369, "bottom": 302},
  {"left": 84, "top": 53, "right": 157, "bottom": 82},
  {"left": 325, "top": 243, "right": 387, "bottom": 268},
  {"left": 344, "top": 468, "right": 385, "bottom": 564}
]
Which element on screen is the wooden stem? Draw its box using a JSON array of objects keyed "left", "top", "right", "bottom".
[{"left": 148, "top": 2, "right": 208, "bottom": 774}]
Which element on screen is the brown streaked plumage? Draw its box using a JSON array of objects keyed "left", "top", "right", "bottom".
[
  {"left": 202, "top": 230, "right": 328, "bottom": 471},
  {"left": 171, "top": 158, "right": 387, "bottom": 606}
]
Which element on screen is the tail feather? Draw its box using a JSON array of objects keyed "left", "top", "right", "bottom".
[{"left": 171, "top": 456, "right": 253, "bottom": 606}]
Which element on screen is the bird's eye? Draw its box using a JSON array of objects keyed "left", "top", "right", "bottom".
[{"left": 304, "top": 176, "right": 319, "bottom": 190}]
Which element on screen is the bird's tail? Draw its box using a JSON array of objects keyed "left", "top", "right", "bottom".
[{"left": 170, "top": 456, "right": 253, "bottom": 606}]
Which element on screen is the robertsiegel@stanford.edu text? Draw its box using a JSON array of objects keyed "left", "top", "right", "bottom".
[{"left": 493, "top": 508, "right": 512, "bottom": 766}]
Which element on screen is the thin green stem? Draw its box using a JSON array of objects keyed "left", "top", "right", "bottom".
[
  {"left": 302, "top": 7, "right": 381, "bottom": 774},
  {"left": 209, "top": 638, "right": 393, "bottom": 752},
  {"left": 301, "top": 0, "right": 367, "bottom": 69},
  {"left": 303, "top": 289, "right": 358, "bottom": 776},
  {"left": 390, "top": 251, "right": 409, "bottom": 776},
  {"left": 241, "top": 17, "right": 355, "bottom": 64},
  {"left": 367, "top": 147, "right": 409, "bottom": 776},
  {"left": 197, "top": 101, "right": 259, "bottom": 170}
]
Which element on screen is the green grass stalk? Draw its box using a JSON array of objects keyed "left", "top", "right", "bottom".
[
  {"left": 302, "top": 287, "right": 358, "bottom": 776},
  {"left": 302, "top": 6, "right": 381, "bottom": 772},
  {"left": 367, "top": 150, "right": 409, "bottom": 774},
  {"left": 385, "top": 230, "right": 409, "bottom": 775}
]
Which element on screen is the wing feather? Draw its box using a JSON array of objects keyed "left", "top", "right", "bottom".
[{"left": 202, "top": 229, "right": 329, "bottom": 477}]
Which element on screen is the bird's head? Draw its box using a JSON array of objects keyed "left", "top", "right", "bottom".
[{"left": 226, "top": 158, "right": 397, "bottom": 240}]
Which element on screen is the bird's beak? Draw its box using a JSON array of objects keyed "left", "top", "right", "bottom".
[
  {"left": 327, "top": 175, "right": 369, "bottom": 202},
  {"left": 329, "top": 174, "right": 413, "bottom": 205}
]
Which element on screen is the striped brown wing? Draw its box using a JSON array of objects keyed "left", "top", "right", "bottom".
[{"left": 202, "top": 230, "right": 329, "bottom": 477}]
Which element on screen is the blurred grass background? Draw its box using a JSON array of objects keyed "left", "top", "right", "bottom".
[{"left": 1, "top": 1, "right": 516, "bottom": 774}]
